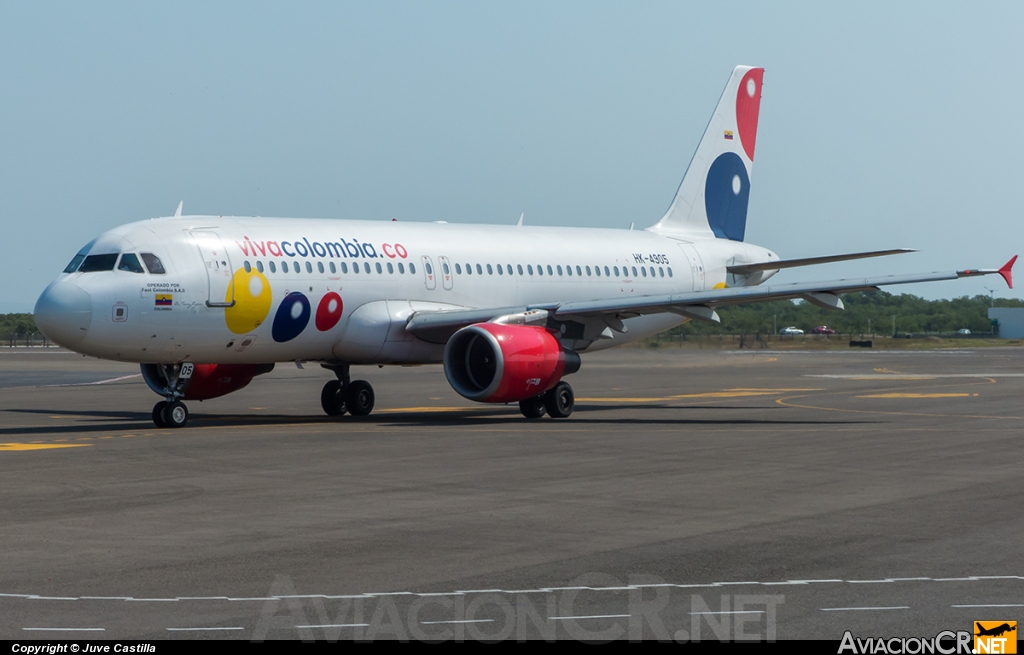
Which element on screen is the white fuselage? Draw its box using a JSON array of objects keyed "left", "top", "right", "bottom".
[{"left": 36, "top": 216, "right": 777, "bottom": 365}]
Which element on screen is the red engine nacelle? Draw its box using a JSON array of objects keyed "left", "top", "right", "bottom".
[
  {"left": 141, "top": 363, "right": 274, "bottom": 401},
  {"left": 443, "top": 323, "right": 580, "bottom": 403}
]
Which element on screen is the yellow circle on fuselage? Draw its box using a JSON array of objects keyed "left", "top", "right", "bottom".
[{"left": 225, "top": 268, "right": 272, "bottom": 334}]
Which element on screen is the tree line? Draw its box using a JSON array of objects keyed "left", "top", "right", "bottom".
[{"left": 1, "top": 313, "right": 41, "bottom": 346}]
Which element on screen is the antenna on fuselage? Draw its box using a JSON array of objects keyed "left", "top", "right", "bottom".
[
  {"left": 517, "top": 213, "right": 524, "bottom": 227},
  {"left": 174, "top": 201, "right": 183, "bottom": 218},
  {"left": 629, "top": 222, "right": 634, "bottom": 230}
]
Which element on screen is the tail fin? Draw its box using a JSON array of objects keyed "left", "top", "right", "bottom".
[{"left": 649, "top": 66, "right": 764, "bottom": 241}]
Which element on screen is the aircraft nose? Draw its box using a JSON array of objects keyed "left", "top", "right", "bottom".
[{"left": 34, "top": 281, "right": 92, "bottom": 348}]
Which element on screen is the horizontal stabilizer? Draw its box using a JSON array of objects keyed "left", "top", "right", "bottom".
[{"left": 727, "top": 249, "right": 916, "bottom": 276}]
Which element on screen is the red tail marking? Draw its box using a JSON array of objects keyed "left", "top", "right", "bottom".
[{"left": 999, "top": 255, "right": 1017, "bottom": 289}]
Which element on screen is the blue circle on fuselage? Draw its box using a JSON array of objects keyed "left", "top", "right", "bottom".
[
  {"left": 704, "top": 152, "right": 750, "bottom": 242},
  {"left": 272, "top": 292, "right": 311, "bottom": 343}
]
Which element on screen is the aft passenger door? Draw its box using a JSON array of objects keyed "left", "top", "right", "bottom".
[
  {"left": 677, "top": 244, "right": 706, "bottom": 291},
  {"left": 190, "top": 231, "right": 235, "bottom": 307}
]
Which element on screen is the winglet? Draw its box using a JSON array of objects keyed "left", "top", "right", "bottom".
[
  {"left": 999, "top": 255, "right": 1016, "bottom": 289},
  {"left": 174, "top": 201, "right": 183, "bottom": 218}
]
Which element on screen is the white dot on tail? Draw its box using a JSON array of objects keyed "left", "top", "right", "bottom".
[
  {"left": 732, "top": 175, "right": 742, "bottom": 195},
  {"left": 328, "top": 299, "right": 337, "bottom": 313},
  {"left": 291, "top": 302, "right": 303, "bottom": 319},
  {"left": 747, "top": 78, "right": 756, "bottom": 97},
  {"left": 249, "top": 277, "right": 263, "bottom": 297}
]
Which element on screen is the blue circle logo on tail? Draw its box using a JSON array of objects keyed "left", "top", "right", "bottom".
[
  {"left": 704, "top": 152, "right": 750, "bottom": 242},
  {"left": 272, "top": 292, "right": 311, "bottom": 342}
]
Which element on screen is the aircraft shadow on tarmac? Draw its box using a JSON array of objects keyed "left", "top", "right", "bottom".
[{"left": 2, "top": 405, "right": 874, "bottom": 435}]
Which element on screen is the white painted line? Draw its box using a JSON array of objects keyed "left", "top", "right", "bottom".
[
  {"left": 2, "top": 574, "right": 1022, "bottom": 606},
  {"left": 952, "top": 604, "right": 1024, "bottom": 608},
  {"left": 690, "top": 611, "right": 764, "bottom": 615},
  {"left": 125, "top": 597, "right": 179, "bottom": 602},
  {"left": 421, "top": 619, "right": 495, "bottom": 625},
  {"left": 167, "top": 627, "right": 245, "bottom": 631},
  {"left": 23, "top": 627, "right": 105, "bottom": 631},
  {"left": 549, "top": 614, "right": 631, "bottom": 621},
  {"left": 821, "top": 606, "right": 910, "bottom": 612},
  {"left": 296, "top": 623, "right": 369, "bottom": 629}
]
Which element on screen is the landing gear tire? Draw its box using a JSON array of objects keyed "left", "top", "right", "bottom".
[
  {"left": 519, "top": 395, "right": 547, "bottom": 419},
  {"left": 321, "top": 380, "right": 347, "bottom": 416},
  {"left": 152, "top": 401, "right": 168, "bottom": 428},
  {"left": 162, "top": 401, "right": 189, "bottom": 428},
  {"left": 544, "top": 381, "right": 574, "bottom": 419},
  {"left": 345, "top": 380, "right": 375, "bottom": 417}
]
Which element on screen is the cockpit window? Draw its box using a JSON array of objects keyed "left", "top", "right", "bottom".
[
  {"left": 78, "top": 253, "right": 119, "bottom": 272},
  {"left": 63, "top": 254, "right": 86, "bottom": 273},
  {"left": 117, "top": 253, "right": 145, "bottom": 273},
  {"left": 140, "top": 253, "right": 166, "bottom": 275}
]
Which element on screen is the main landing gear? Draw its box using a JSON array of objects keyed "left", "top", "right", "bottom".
[
  {"left": 519, "top": 380, "right": 575, "bottom": 419},
  {"left": 320, "top": 364, "right": 375, "bottom": 417}
]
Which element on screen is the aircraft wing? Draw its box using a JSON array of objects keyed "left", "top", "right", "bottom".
[{"left": 405, "top": 258, "right": 1015, "bottom": 338}]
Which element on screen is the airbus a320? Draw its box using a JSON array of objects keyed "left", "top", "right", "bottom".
[{"left": 34, "top": 66, "right": 1016, "bottom": 427}]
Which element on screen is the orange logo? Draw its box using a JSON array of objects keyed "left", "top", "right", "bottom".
[{"left": 974, "top": 621, "right": 1017, "bottom": 654}]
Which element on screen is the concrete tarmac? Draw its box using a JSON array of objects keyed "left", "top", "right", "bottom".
[{"left": 1, "top": 346, "right": 1022, "bottom": 641}]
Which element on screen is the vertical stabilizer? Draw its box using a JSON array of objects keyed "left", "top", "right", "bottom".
[{"left": 649, "top": 66, "right": 764, "bottom": 241}]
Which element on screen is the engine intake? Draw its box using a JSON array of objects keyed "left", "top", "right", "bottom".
[{"left": 443, "top": 323, "right": 580, "bottom": 403}]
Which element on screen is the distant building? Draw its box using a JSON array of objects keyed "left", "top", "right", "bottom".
[{"left": 988, "top": 308, "right": 1024, "bottom": 338}]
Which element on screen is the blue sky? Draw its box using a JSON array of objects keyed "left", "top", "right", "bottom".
[{"left": 2, "top": 2, "right": 1022, "bottom": 311}]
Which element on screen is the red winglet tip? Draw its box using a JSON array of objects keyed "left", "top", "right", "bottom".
[{"left": 999, "top": 255, "right": 1017, "bottom": 289}]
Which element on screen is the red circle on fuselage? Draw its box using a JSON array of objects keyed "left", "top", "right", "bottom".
[
  {"left": 315, "top": 292, "right": 343, "bottom": 331},
  {"left": 735, "top": 68, "right": 764, "bottom": 161}
]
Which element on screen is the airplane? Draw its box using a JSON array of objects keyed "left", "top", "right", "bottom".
[
  {"left": 976, "top": 622, "right": 1016, "bottom": 638},
  {"left": 33, "top": 65, "right": 1016, "bottom": 428}
]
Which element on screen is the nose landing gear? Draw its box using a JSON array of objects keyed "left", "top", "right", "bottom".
[
  {"left": 152, "top": 400, "right": 189, "bottom": 428},
  {"left": 142, "top": 363, "right": 194, "bottom": 428},
  {"left": 320, "top": 364, "right": 375, "bottom": 418}
]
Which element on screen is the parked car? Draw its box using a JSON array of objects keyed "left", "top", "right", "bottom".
[
  {"left": 780, "top": 326, "right": 804, "bottom": 336},
  {"left": 813, "top": 326, "right": 835, "bottom": 335},
  {"left": 957, "top": 328, "right": 971, "bottom": 335}
]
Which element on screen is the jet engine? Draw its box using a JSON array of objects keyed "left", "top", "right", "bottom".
[
  {"left": 443, "top": 323, "right": 580, "bottom": 403},
  {"left": 141, "top": 363, "right": 275, "bottom": 401}
]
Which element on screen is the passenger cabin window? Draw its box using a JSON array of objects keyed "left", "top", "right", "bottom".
[
  {"left": 257, "top": 261, "right": 265, "bottom": 273},
  {"left": 269, "top": 261, "right": 277, "bottom": 273},
  {"left": 140, "top": 253, "right": 166, "bottom": 275},
  {"left": 78, "top": 253, "right": 119, "bottom": 272},
  {"left": 409, "top": 263, "right": 416, "bottom": 274},
  {"left": 329, "top": 262, "right": 336, "bottom": 273},
  {"left": 282, "top": 262, "right": 289, "bottom": 273},
  {"left": 398, "top": 262, "right": 405, "bottom": 274},
  {"left": 318, "top": 262, "right": 324, "bottom": 274}
]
